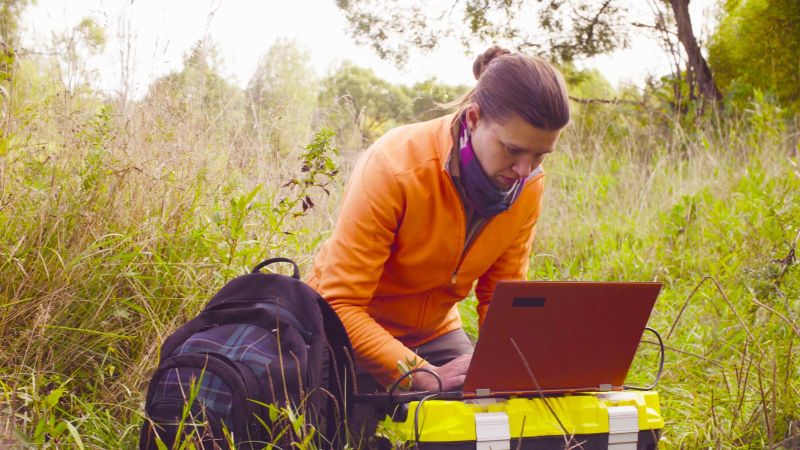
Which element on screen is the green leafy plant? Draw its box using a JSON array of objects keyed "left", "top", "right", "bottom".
[{"left": 277, "top": 127, "right": 339, "bottom": 219}]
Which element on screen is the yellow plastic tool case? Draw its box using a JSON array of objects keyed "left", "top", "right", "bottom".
[{"left": 376, "top": 391, "right": 663, "bottom": 450}]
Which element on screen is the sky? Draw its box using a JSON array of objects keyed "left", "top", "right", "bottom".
[{"left": 20, "top": 0, "right": 719, "bottom": 98}]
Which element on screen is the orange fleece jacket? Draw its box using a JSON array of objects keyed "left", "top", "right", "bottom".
[{"left": 307, "top": 114, "right": 545, "bottom": 387}]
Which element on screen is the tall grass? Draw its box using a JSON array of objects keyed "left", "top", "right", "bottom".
[
  {"left": 534, "top": 103, "right": 799, "bottom": 448},
  {"left": 457, "top": 103, "right": 798, "bottom": 448},
  {"left": 1, "top": 65, "right": 798, "bottom": 448}
]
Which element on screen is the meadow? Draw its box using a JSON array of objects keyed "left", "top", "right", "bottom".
[{"left": 0, "top": 60, "right": 798, "bottom": 449}]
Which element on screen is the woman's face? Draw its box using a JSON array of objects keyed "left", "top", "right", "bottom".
[{"left": 465, "top": 105, "right": 561, "bottom": 190}]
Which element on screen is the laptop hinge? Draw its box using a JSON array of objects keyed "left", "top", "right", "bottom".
[
  {"left": 475, "top": 412, "right": 511, "bottom": 450},
  {"left": 475, "top": 388, "right": 491, "bottom": 397}
]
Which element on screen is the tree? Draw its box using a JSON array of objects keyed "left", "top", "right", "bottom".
[
  {"left": 1, "top": 0, "right": 32, "bottom": 112},
  {"left": 402, "top": 78, "right": 470, "bottom": 122},
  {"left": 246, "top": 38, "right": 318, "bottom": 156},
  {"left": 708, "top": 0, "right": 800, "bottom": 110},
  {"left": 667, "top": 0, "right": 721, "bottom": 104},
  {"left": 144, "top": 39, "right": 244, "bottom": 148},
  {"left": 148, "top": 40, "right": 235, "bottom": 113},
  {"left": 52, "top": 16, "right": 107, "bottom": 92},
  {"left": 318, "top": 62, "right": 473, "bottom": 146},
  {"left": 0, "top": 0, "right": 29, "bottom": 44},
  {"left": 336, "top": 0, "right": 629, "bottom": 66},
  {"left": 320, "top": 61, "right": 412, "bottom": 141},
  {"left": 336, "top": 0, "right": 722, "bottom": 105}
]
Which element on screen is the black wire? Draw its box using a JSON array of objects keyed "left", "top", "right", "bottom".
[
  {"left": 396, "top": 327, "right": 666, "bottom": 446},
  {"left": 624, "top": 327, "right": 666, "bottom": 391},
  {"left": 386, "top": 367, "right": 443, "bottom": 400},
  {"left": 413, "top": 393, "right": 441, "bottom": 444}
]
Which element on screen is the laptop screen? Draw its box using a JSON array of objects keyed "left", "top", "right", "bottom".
[{"left": 462, "top": 281, "right": 661, "bottom": 394}]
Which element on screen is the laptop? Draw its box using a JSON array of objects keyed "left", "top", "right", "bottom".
[
  {"left": 356, "top": 280, "right": 661, "bottom": 403},
  {"left": 460, "top": 280, "right": 662, "bottom": 397}
]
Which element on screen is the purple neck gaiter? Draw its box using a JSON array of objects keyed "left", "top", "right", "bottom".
[{"left": 458, "top": 121, "right": 525, "bottom": 218}]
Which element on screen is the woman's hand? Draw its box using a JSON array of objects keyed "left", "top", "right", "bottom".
[{"left": 411, "top": 354, "right": 473, "bottom": 392}]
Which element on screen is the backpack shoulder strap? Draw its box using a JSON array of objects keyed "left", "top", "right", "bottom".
[{"left": 317, "top": 298, "right": 351, "bottom": 353}]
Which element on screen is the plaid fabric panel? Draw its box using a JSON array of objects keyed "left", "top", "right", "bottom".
[
  {"left": 155, "top": 324, "right": 278, "bottom": 427},
  {"left": 177, "top": 324, "right": 278, "bottom": 380},
  {"left": 157, "top": 366, "right": 233, "bottom": 426}
]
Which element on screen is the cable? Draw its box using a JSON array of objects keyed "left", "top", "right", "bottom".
[
  {"left": 384, "top": 368, "right": 442, "bottom": 445},
  {"left": 391, "top": 328, "right": 666, "bottom": 447},
  {"left": 386, "top": 367, "right": 443, "bottom": 401},
  {"left": 624, "top": 327, "right": 665, "bottom": 391},
  {"left": 413, "top": 393, "right": 441, "bottom": 444}
]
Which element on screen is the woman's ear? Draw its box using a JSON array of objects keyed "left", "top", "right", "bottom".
[{"left": 465, "top": 104, "right": 481, "bottom": 131}]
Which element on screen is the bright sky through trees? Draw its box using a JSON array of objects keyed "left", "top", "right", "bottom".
[{"left": 21, "top": 0, "right": 717, "bottom": 97}]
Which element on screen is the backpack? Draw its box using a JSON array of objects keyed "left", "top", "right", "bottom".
[{"left": 139, "top": 257, "right": 353, "bottom": 449}]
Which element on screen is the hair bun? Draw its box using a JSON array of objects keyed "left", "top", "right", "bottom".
[{"left": 472, "top": 46, "right": 512, "bottom": 80}]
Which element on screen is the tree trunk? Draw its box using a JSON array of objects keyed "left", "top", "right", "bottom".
[{"left": 668, "top": 0, "right": 722, "bottom": 103}]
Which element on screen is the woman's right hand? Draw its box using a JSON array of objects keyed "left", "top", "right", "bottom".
[{"left": 411, "top": 354, "right": 472, "bottom": 392}]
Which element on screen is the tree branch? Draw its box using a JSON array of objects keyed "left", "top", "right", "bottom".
[{"left": 568, "top": 95, "right": 641, "bottom": 105}]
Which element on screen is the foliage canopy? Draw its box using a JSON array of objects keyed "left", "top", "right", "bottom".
[
  {"left": 708, "top": 0, "right": 800, "bottom": 110},
  {"left": 247, "top": 38, "right": 319, "bottom": 155},
  {"left": 335, "top": 0, "right": 630, "bottom": 65}
]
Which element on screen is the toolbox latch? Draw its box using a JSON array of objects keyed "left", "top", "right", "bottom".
[
  {"left": 475, "top": 412, "right": 511, "bottom": 450},
  {"left": 608, "top": 405, "right": 639, "bottom": 450}
]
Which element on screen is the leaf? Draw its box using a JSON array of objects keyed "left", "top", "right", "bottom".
[
  {"left": 268, "top": 404, "right": 279, "bottom": 422},
  {"left": 64, "top": 421, "right": 85, "bottom": 450},
  {"left": 291, "top": 413, "right": 304, "bottom": 437},
  {"left": 46, "top": 388, "right": 65, "bottom": 407},
  {"left": 52, "top": 420, "right": 68, "bottom": 437},
  {"left": 301, "top": 196, "right": 314, "bottom": 211},
  {"left": 155, "top": 436, "right": 168, "bottom": 450},
  {"left": 12, "top": 429, "right": 33, "bottom": 445}
]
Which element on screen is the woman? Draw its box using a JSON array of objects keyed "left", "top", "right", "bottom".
[{"left": 307, "top": 46, "right": 570, "bottom": 394}]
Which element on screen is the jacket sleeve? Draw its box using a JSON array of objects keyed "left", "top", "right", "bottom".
[
  {"left": 313, "top": 148, "right": 427, "bottom": 388},
  {"left": 474, "top": 177, "right": 544, "bottom": 328}
]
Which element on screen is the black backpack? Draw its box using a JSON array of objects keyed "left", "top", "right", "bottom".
[{"left": 139, "top": 258, "right": 353, "bottom": 449}]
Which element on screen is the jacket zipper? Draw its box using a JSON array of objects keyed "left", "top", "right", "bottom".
[
  {"left": 450, "top": 218, "right": 489, "bottom": 284},
  {"left": 446, "top": 171, "right": 546, "bottom": 284},
  {"left": 445, "top": 173, "right": 492, "bottom": 284}
]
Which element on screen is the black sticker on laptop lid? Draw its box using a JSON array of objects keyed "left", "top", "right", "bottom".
[{"left": 512, "top": 297, "right": 546, "bottom": 307}]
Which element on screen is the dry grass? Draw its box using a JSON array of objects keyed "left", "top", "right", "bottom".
[{"left": 1, "top": 56, "right": 799, "bottom": 448}]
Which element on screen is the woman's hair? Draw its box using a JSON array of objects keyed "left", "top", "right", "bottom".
[{"left": 461, "top": 46, "right": 570, "bottom": 130}]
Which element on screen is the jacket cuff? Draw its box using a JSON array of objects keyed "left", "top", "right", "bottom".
[{"left": 369, "top": 341, "right": 430, "bottom": 389}]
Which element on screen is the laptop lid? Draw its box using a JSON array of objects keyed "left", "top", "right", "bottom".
[{"left": 461, "top": 281, "right": 661, "bottom": 395}]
